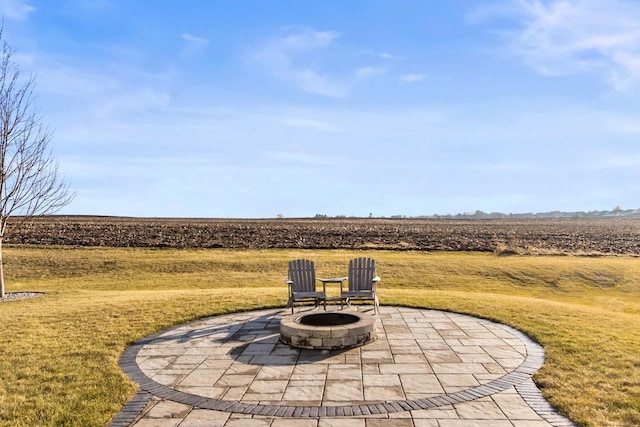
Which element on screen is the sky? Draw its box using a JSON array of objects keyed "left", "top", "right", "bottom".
[{"left": 1, "top": 0, "right": 640, "bottom": 218}]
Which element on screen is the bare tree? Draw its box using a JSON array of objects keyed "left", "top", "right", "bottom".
[{"left": 0, "top": 33, "right": 73, "bottom": 298}]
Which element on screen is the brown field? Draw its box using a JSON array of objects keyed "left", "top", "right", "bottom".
[{"left": 7, "top": 216, "right": 640, "bottom": 255}]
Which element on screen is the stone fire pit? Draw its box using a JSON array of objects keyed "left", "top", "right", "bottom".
[{"left": 280, "top": 311, "right": 376, "bottom": 350}]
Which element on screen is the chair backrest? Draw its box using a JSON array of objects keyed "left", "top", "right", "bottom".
[
  {"left": 348, "top": 257, "right": 376, "bottom": 292},
  {"left": 288, "top": 259, "right": 316, "bottom": 292}
]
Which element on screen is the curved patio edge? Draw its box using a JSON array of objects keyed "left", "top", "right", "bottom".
[{"left": 111, "top": 306, "right": 576, "bottom": 426}]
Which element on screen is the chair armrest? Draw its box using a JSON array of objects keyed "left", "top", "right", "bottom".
[
  {"left": 285, "top": 280, "right": 293, "bottom": 296},
  {"left": 372, "top": 276, "right": 380, "bottom": 292}
]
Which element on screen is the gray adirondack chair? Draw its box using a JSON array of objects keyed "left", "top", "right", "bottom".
[
  {"left": 285, "top": 259, "right": 326, "bottom": 313},
  {"left": 341, "top": 257, "right": 380, "bottom": 313}
]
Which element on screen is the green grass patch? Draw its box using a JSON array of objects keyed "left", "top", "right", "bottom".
[{"left": 0, "top": 246, "right": 639, "bottom": 426}]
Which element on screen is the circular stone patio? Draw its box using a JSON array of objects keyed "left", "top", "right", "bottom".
[{"left": 113, "top": 306, "right": 575, "bottom": 427}]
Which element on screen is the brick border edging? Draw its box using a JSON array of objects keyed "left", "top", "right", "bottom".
[
  {"left": 114, "top": 308, "right": 565, "bottom": 421},
  {"left": 108, "top": 391, "right": 153, "bottom": 427},
  {"left": 516, "top": 379, "right": 576, "bottom": 426}
]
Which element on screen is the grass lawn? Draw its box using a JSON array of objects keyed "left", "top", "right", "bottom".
[{"left": 0, "top": 246, "right": 638, "bottom": 426}]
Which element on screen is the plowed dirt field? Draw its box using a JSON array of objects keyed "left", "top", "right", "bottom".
[{"left": 6, "top": 216, "right": 640, "bottom": 255}]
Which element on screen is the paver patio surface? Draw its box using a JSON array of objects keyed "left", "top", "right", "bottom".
[{"left": 112, "top": 306, "right": 575, "bottom": 426}]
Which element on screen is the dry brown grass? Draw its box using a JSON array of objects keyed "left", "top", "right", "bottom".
[{"left": 0, "top": 246, "right": 638, "bottom": 426}]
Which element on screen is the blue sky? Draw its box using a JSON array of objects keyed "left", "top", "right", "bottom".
[{"left": 2, "top": 0, "right": 640, "bottom": 218}]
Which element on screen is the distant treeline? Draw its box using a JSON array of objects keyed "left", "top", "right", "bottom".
[
  {"left": 426, "top": 207, "right": 640, "bottom": 219},
  {"left": 315, "top": 207, "right": 640, "bottom": 220}
]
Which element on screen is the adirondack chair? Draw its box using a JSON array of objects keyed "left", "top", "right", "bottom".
[
  {"left": 285, "top": 259, "right": 327, "bottom": 313},
  {"left": 341, "top": 257, "right": 380, "bottom": 313}
]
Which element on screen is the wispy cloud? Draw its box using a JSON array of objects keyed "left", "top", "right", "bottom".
[
  {"left": 474, "top": 0, "right": 640, "bottom": 91},
  {"left": 181, "top": 33, "right": 210, "bottom": 57},
  {"left": 602, "top": 112, "right": 640, "bottom": 134},
  {"left": 355, "top": 66, "right": 385, "bottom": 79},
  {"left": 401, "top": 73, "right": 426, "bottom": 82},
  {"left": 253, "top": 27, "right": 346, "bottom": 97},
  {"left": 279, "top": 117, "right": 343, "bottom": 132},
  {"left": 22, "top": 50, "right": 175, "bottom": 120},
  {"left": 0, "top": 0, "right": 35, "bottom": 20},
  {"left": 364, "top": 49, "right": 403, "bottom": 60},
  {"left": 264, "top": 150, "right": 344, "bottom": 168},
  {"left": 253, "top": 27, "right": 387, "bottom": 98}
]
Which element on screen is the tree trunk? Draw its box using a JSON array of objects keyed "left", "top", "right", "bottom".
[{"left": 0, "top": 238, "right": 4, "bottom": 298}]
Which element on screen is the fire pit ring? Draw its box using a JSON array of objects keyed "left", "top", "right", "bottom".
[{"left": 280, "top": 310, "right": 376, "bottom": 350}]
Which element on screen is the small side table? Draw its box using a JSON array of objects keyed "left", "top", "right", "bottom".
[{"left": 318, "top": 277, "right": 348, "bottom": 310}]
